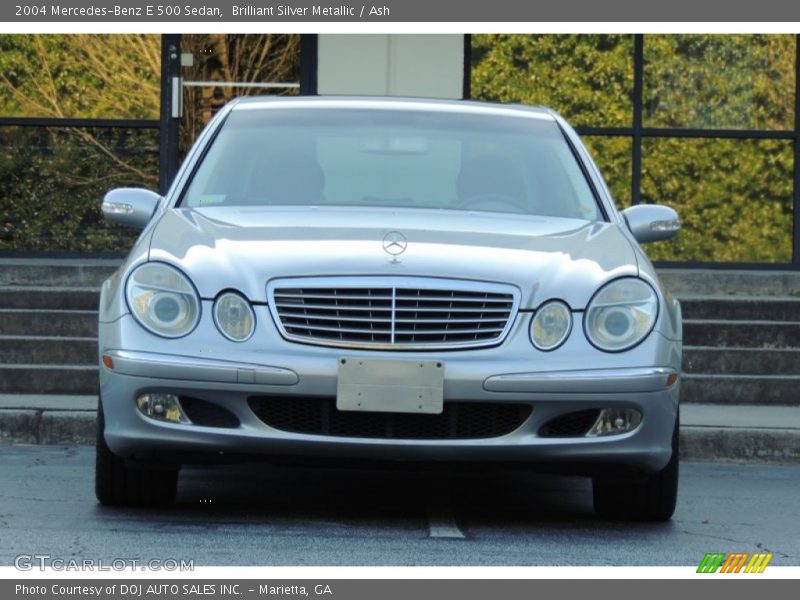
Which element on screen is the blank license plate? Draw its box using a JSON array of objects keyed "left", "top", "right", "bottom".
[{"left": 336, "top": 357, "right": 444, "bottom": 414}]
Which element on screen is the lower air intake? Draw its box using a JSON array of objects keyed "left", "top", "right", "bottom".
[
  {"left": 538, "top": 409, "right": 600, "bottom": 438},
  {"left": 179, "top": 397, "right": 240, "bottom": 428},
  {"left": 249, "top": 396, "right": 532, "bottom": 440}
]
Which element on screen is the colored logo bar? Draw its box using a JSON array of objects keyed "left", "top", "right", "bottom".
[{"left": 697, "top": 552, "right": 772, "bottom": 573}]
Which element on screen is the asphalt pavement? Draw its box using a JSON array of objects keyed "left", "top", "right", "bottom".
[{"left": 0, "top": 445, "right": 798, "bottom": 566}]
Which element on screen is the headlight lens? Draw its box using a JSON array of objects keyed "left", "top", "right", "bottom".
[
  {"left": 213, "top": 292, "right": 255, "bottom": 341},
  {"left": 125, "top": 263, "right": 200, "bottom": 338},
  {"left": 585, "top": 278, "right": 658, "bottom": 352},
  {"left": 530, "top": 301, "right": 572, "bottom": 351}
]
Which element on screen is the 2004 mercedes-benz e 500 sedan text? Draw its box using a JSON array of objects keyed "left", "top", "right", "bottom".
[{"left": 96, "top": 97, "right": 682, "bottom": 520}]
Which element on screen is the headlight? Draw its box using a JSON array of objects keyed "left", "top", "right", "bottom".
[
  {"left": 213, "top": 291, "right": 255, "bottom": 341},
  {"left": 530, "top": 301, "right": 572, "bottom": 351},
  {"left": 584, "top": 278, "right": 658, "bottom": 352},
  {"left": 125, "top": 263, "right": 200, "bottom": 338}
]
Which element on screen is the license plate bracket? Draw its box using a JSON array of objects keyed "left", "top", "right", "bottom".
[{"left": 336, "top": 357, "right": 444, "bottom": 414}]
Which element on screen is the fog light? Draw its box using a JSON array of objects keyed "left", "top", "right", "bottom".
[
  {"left": 587, "top": 408, "right": 642, "bottom": 436},
  {"left": 136, "top": 393, "right": 189, "bottom": 424}
]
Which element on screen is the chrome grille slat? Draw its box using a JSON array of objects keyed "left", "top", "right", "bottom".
[
  {"left": 275, "top": 293, "right": 392, "bottom": 301},
  {"left": 269, "top": 278, "right": 519, "bottom": 350},
  {"left": 394, "top": 296, "right": 511, "bottom": 303},
  {"left": 280, "top": 312, "right": 394, "bottom": 323},
  {"left": 276, "top": 303, "right": 393, "bottom": 312},
  {"left": 392, "top": 327, "right": 505, "bottom": 335},
  {"left": 283, "top": 323, "right": 393, "bottom": 335},
  {"left": 394, "top": 317, "right": 507, "bottom": 324},
  {"left": 395, "top": 306, "right": 509, "bottom": 315}
]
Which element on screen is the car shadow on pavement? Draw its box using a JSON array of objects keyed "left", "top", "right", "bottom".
[{"left": 169, "top": 462, "right": 603, "bottom": 526}]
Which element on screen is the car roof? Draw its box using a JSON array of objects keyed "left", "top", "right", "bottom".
[{"left": 231, "top": 95, "right": 557, "bottom": 121}]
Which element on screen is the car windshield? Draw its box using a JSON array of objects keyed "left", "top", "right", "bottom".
[{"left": 181, "top": 105, "right": 603, "bottom": 221}]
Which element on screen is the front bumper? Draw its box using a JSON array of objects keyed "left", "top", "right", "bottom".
[{"left": 100, "top": 351, "right": 680, "bottom": 474}]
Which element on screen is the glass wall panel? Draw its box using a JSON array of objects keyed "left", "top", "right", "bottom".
[
  {"left": 0, "top": 34, "right": 161, "bottom": 120},
  {"left": 471, "top": 34, "right": 634, "bottom": 128},
  {"left": 644, "top": 35, "right": 795, "bottom": 130},
  {"left": 179, "top": 34, "right": 301, "bottom": 155},
  {"left": 0, "top": 126, "right": 159, "bottom": 252},
  {"left": 641, "top": 137, "right": 793, "bottom": 262},
  {"left": 582, "top": 136, "right": 633, "bottom": 209}
]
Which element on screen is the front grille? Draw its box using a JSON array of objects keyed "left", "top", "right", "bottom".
[
  {"left": 538, "top": 409, "right": 600, "bottom": 438},
  {"left": 179, "top": 397, "right": 240, "bottom": 428},
  {"left": 249, "top": 396, "right": 532, "bottom": 440},
  {"left": 270, "top": 278, "right": 518, "bottom": 350}
]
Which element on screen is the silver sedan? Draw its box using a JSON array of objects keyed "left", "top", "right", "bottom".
[{"left": 96, "top": 97, "right": 682, "bottom": 520}]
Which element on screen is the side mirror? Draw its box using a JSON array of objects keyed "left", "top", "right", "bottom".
[
  {"left": 621, "top": 204, "right": 680, "bottom": 244},
  {"left": 101, "top": 188, "right": 162, "bottom": 229}
]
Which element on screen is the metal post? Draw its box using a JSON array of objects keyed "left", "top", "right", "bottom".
[
  {"left": 300, "top": 35, "right": 319, "bottom": 95},
  {"left": 158, "top": 34, "right": 181, "bottom": 195},
  {"left": 463, "top": 34, "right": 472, "bottom": 100},
  {"left": 631, "top": 34, "right": 644, "bottom": 206}
]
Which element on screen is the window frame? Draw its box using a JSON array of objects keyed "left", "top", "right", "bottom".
[{"left": 469, "top": 33, "right": 800, "bottom": 270}]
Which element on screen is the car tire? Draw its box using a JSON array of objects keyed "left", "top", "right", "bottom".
[
  {"left": 592, "top": 411, "right": 679, "bottom": 521},
  {"left": 95, "top": 398, "right": 179, "bottom": 507}
]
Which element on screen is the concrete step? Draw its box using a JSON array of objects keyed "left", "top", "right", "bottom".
[
  {"left": 684, "top": 346, "right": 800, "bottom": 375},
  {"left": 0, "top": 309, "right": 98, "bottom": 337},
  {"left": 658, "top": 268, "right": 800, "bottom": 297},
  {"left": 0, "top": 394, "right": 98, "bottom": 411},
  {"left": 680, "top": 296, "right": 800, "bottom": 321},
  {"left": 683, "top": 319, "right": 800, "bottom": 348},
  {"left": 0, "top": 336, "right": 96, "bottom": 365},
  {"left": 0, "top": 259, "right": 119, "bottom": 287},
  {"left": 0, "top": 287, "right": 99, "bottom": 310},
  {"left": 680, "top": 404, "right": 800, "bottom": 463},
  {"left": 682, "top": 374, "right": 800, "bottom": 406},
  {"left": 0, "top": 365, "right": 97, "bottom": 394}
]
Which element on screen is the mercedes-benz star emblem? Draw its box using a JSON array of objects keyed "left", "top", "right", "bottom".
[{"left": 382, "top": 231, "right": 408, "bottom": 257}]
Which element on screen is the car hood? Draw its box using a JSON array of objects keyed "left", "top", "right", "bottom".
[{"left": 148, "top": 206, "right": 639, "bottom": 309}]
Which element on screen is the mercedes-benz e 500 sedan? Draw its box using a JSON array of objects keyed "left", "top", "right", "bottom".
[{"left": 97, "top": 97, "right": 682, "bottom": 520}]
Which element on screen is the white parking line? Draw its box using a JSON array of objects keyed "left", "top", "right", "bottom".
[{"left": 426, "top": 505, "right": 465, "bottom": 539}]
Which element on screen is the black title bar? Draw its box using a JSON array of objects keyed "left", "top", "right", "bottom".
[{"left": 5, "top": 0, "right": 800, "bottom": 22}]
